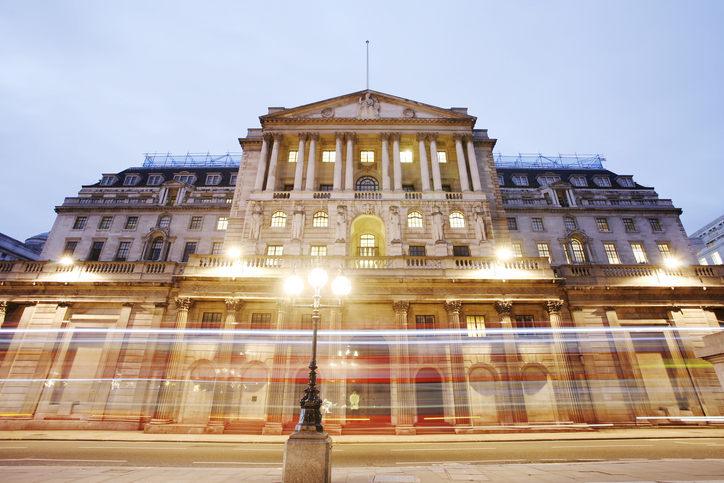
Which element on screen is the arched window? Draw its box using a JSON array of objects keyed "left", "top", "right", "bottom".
[
  {"left": 158, "top": 215, "right": 170, "bottom": 228},
  {"left": 313, "top": 211, "right": 328, "bottom": 227},
  {"left": 359, "top": 233, "right": 377, "bottom": 256},
  {"left": 564, "top": 216, "right": 577, "bottom": 230},
  {"left": 407, "top": 211, "right": 423, "bottom": 228},
  {"left": 449, "top": 211, "right": 465, "bottom": 228},
  {"left": 148, "top": 237, "right": 164, "bottom": 261},
  {"left": 356, "top": 176, "right": 379, "bottom": 192},
  {"left": 271, "top": 211, "right": 287, "bottom": 227},
  {"left": 570, "top": 239, "right": 587, "bottom": 263}
]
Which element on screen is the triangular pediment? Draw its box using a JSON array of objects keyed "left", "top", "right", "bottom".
[{"left": 260, "top": 90, "right": 476, "bottom": 123}]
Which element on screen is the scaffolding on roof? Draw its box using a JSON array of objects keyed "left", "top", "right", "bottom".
[
  {"left": 142, "top": 152, "right": 241, "bottom": 168},
  {"left": 493, "top": 153, "right": 605, "bottom": 170}
]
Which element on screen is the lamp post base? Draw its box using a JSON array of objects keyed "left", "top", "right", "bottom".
[{"left": 282, "top": 430, "right": 332, "bottom": 483}]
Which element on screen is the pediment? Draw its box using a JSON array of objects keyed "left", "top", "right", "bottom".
[{"left": 260, "top": 90, "right": 476, "bottom": 123}]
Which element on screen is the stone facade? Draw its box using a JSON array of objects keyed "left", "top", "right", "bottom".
[{"left": 0, "top": 90, "right": 722, "bottom": 434}]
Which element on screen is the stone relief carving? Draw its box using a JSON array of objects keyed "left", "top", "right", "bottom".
[
  {"left": 249, "top": 202, "right": 263, "bottom": 240},
  {"left": 335, "top": 205, "right": 347, "bottom": 242},
  {"left": 321, "top": 108, "right": 335, "bottom": 118},
  {"left": 474, "top": 205, "right": 487, "bottom": 243},
  {"left": 402, "top": 108, "right": 415, "bottom": 118},
  {"left": 389, "top": 206, "right": 401, "bottom": 243},
  {"left": 291, "top": 205, "right": 305, "bottom": 240},
  {"left": 357, "top": 92, "right": 380, "bottom": 118}
]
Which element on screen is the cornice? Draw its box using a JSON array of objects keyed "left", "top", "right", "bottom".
[{"left": 259, "top": 117, "right": 476, "bottom": 127}]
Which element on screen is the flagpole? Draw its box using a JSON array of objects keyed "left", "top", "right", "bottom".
[{"left": 366, "top": 40, "right": 369, "bottom": 90}]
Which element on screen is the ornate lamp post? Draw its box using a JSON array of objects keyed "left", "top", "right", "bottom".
[{"left": 282, "top": 267, "right": 351, "bottom": 483}]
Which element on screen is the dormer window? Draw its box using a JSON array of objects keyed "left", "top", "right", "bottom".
[
  {"left": 617, "top": 177, "right": 635, "bottom": 187},
  {"left": 101, "top": 175, "right": 117, "bottom": 186},
  {"left": 570, "top": 175, "right": 587, "bottom": 187},
  {"left": 123, "top": 175, "right": 141, "bottom": 186},
  {"left": 174, "top": 174, "right": 196, "bottom": 185},
  {"left": 147, "top": 174, "right": 164, "bottom": 186},
  {"left": 536, "top": 174, "right": 560, "bottom": 186},
  {"left": 593, "top": 176, "right": 611, "bottom": 187},
  {"left": 497, "top": 175, "right": 504, "bottom": 186},
  {"left": 230, "top": 174, "right": 238, "bottom": 185},
  {"left": 512, "top": 175, "right": 528, "bottom": 186},
  {"left": 206, "top": 174, "right": 221, "bottom": 185}
]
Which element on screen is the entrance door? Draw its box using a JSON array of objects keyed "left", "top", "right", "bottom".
[
  {"left": 345, "top": 336, "right": 391, "bottom": 427},
  {"left": 415, "top": 367, "right": 444, "bottom": 423}
]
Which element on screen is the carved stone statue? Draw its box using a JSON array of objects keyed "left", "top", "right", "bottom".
[
  {"left": 432, "top": 206, "right": 444, "bottom": 242},
  {"left": 474, "top": 206, "right": 487, "bottom": 242},
  {"left": 389, "top": 206, "right": 401, "bottom": 242},
  {"left": 335, "top": 205, "right": 347, "bottom": 242},
  {"left": 291, "top": 205, "right": 305, "bottom": 240},
  {"left": 249, "top": 203, "right": 263, "bottom": 240},
  {"left": 357, "top": 92, "right": 380, "bottom": 118}
]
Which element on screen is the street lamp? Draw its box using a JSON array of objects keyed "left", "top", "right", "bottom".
[{"left": 282, "top": 267, "right": 351, "bottom": 483}]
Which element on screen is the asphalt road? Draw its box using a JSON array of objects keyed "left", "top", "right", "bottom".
[{"left": 0, "top": 438, "right": 722, "bottom": 467}]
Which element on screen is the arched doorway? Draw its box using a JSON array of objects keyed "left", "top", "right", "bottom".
[
  {"left": 415, "top": 367, "right": 444, "bottom": 424},
  {"left": 350, "top": 214, "right": 386, "bottom": 257},
  {"left": 179, "top": 360, "right": 216, "bottom": 424},
  {"left": 469, "top": 365, "right": 499, "bottom": 423},
  {"left": 521, "top": 364, "right": 556, "bottom": 422},
  {"left": 344, "top": 336, "right": 391, "bottom": 429}
]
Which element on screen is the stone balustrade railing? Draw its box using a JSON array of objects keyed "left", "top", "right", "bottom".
[
  {"left": 557, "top": 263, "right": 724, "bottom": 286},
  {"left": 0, "top": 260, "right": 180, "bottom": 283}
]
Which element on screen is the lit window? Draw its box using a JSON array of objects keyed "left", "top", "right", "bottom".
[
  {"left": 537, "top": 243, "right": 551, "bottom": 262},
  {"left": 416, "top": 315, "right": 435, "bottom": 331},
  {"left": 603, "top": 243, "right": 621, "bottom": 264},
  {"left": 593, "top": 176, "right": 611, "bottom": 187},
  {"left": 147, "top": 175, "right": 163, "bottom": 185},
  {"left": 466, "top": 315, "right": 485, "bottom": 338},
  {"left": 657, "top": 243, "right": 673, "bottom": 261},
  {"left": 63, "top": 241, "right": 78, "bottom": 256},
  {"left": 512, "top": 243, "right": 523, "bottom": 257},
  {"left": 453, "top": 245, "right": 470, "bottom": 257},
  {"left": 148, "top": 237, "right": 164, "bottom": 261},
  {"left": 101, "top": 176, "right": 116, "bottom": 186},
  {"left": 564, "top": 217, "right": 577, "bottom": 230},
  {"left": 649, "top": 218, "right": 662, "bottom": 232},
  {"left": 356, "top": 176, "right": 379, "bottom": 191},
  {"left": 123, "top": 175, "right": 140, "bottom": 186},
  {"left": 115, "top": 241, "right": 131, "bottom": 261},
  {"left": 512, "top": 175, "right": 528, "bottom": 186},
  {"left": 73, "top": 216, "right": 87, "bottom": 230},
  {"left": 507, "top": 217, "right": 518, "bottom": 230},
  {"left": 359, "top": 234, "right": 377, "bottom": 256},
  {"left": 570, "top": 239, "right": 586, "bottom": 263},
  {"left": 310, "top": 245, "right": 327, "bottom": 257},
  {"left": 400, "top": 151, "right": 413, "bottom": 163},
  {"left": 437, "top": 151, "right": 447, "bottom": 164},
  {"left": 158, "top": 215, "right": 170, "bottom": 228},
  {"left": 288, "top": 151, "right": 298, "bottom": 163},
  {"left": 271, "top": 211, "right": 287, "bottom": 227},
  {"left": 498, "top": 175, "right": 504, "bottom": 186},
  {"left": 623, "top": 218, "right": 636, "bottom": 232},
  {"left": 87, "top": 241, "right": 104, "bottom": 261},
  {"left": 125, "top": 216, "right": 138, "bottom": 230},
  {"left": 361, "top": 150, "right": 375, "bottom": 163},
  {"left": 570, "top": 176, "right": 587, "bottom": 187},
  {"left": 182, "top": 242, "right": 196, "bottom": 262},
  {"left": 322, "top": 151, "right": 335, "bottom": 163},
  {"left": 699, "top": 258, "right": 708, "bottom": 265},
  {"left": 596, "top": 218, "right": 610, "bottom": 232},
  {"left": 531, "top": 218, "right": 545, "bottom": 231},
  {"left": 216, "top": 216, "right": 228, "bottom": 230},
  {"left": 449, "top": 211, "right": 465, "bottom": 228},
  {"left": 409, "top": 245, "right": 426, "bottom": 257},
  {"left": 313, "top": 211, "right": 328, "bottom": 227},
  {"left": 206, "top": 174, "right": 221, "bottom": 185},
  {"left": 267, "top": 245, "right": 283, "bottom": 256},
  {"left": 408, "top": 211, "right": 423, "bottom": 228},
  {"left": 618, "top": 177, "right": 635, "bottom": 187},
  {"left": 631, "top": 243, "right": 648, "bottom": 264},
  {"left": 201, "top": 312, "right": 222, "bottom": 330},
  {"left": 712, "top": 252, "right": 723, "bottom": 265},
  {"left": 189, "top": 216, "right": 203, "bottom": 230},
  {"left": 98, "top": 217, "right": 112, "bottom": 230},
  {"left": 212, "top": 242, "right": 223, "bottom": 255}
]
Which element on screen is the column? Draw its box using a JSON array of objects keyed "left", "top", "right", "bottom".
[
  {"left": 417, "top": 133, "right": 431, "bottom": 192},
  {"left": 444, "top": 301, "right": 471, "bottom": 430},
  {"left": 391, "top": 133, "right": 402, "bottom": 191},
  {"left": 0, "top": 301, "right": 6, "bottom": 327},
  {"left": 429, "top": 133, "right": 442, "bottom": 191},
  {"left": 210, "top": 298, "right": 243, "bottom": 426},
  {"left": 264, "top": 133, "right": 283, "bottom": 192},
  {"left": 333, "top": 133, "right": 344, "bottom": 191},
  {"left": 465, "top": 135, "right": 483, "bottom": 192},
  {"left": 305, "top": 133, "right": 319, "bottom": 191},
  {"left": 263, "top": 300, "right": 291, "bottom": 434},
  {"left": 545, "top": 300, "right": 584, "bottom": 423},
  {"left": 380, "top": 133, "right": 391, "bottom": 191},
  {"left": 254, "top": 133, "right": 272, "bottom": 191},
  {"left": 453, "top": 134, "right": 470, "bottom": 192},
  {"left": 293, "top": 133, "right": 307, "bottom": 191},
  {"left": 392, "top": 301, "right": 415, "bottom": 434},
  {"left": 325, "top": 306, "right": 345, "bottom": 435},
  {"left": 494, "top": 301, "right": 525, "bottom": 424},
  {"left": 154, "top": 297, "right": 192, "bottom": 422},
  {"left": 345, "top": 132, "right": 355, "bottom": 191}
]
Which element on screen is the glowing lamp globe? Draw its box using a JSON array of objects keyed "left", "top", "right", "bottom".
[
  {"left": 284, "top": 274, "right": 304, "bottom": 296},
  {"left": 331, "top": 275, "right": 352, "bottom": 297},
  {"left": 308, "top": 268, "right": 329, "bottom": 290}
]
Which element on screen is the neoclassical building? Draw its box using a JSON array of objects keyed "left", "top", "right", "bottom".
[{"left": 0, "top": 90, "right": 723, "bottom": 434}]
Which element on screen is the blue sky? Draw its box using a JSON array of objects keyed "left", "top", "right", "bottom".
[{"left": 1, "top": 0, "right": 722, "bottom": 242}]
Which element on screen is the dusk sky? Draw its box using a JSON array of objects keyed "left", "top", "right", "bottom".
[{"left": 2, "top": 1, "right": 722, "bottom": 243}]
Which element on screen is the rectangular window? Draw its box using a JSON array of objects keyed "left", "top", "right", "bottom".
[
  {"left": 124, "top": 216, "right": 138, "bottom": 230},
  {"left": 319, "top": 184, "right": 333, "bottom": 191},
  {"left": 512, "top": 175, "right": 528, "bottom": 186},
  {"left": 570, "top": 176, "right": 587, "bottom": 187},
  {"left": 618, "top": 177, "right": 635, "bottom": 187},
  {"left": 631, "top": 243, "right": 648, "bottom": 264},
  {"left": 63, "top": 241, "right": 78, "bottom": 256},
  {"left": 437, "top": 151, "right": 447, "bottom": 164},
  {"left": 453, "top": 245, "right": 470, "bottom": 257},
  {"left": 402, "top": 184, "right": 415, "bottom": 192},
  {"left": 115, "top": 241, "right": 131, "bottom": 261},
  {"left": 594, "top": 177, "right": 611, "bottom": 187},
  {"left": 537, "top": 243, "right": 551, "bottom": 262},
  {"left": 189, "top": 216, "right": 203, "bottom": 230},
  {"left": 322, "top": 151, "right": 335, "bottom": 163},
  {"left": 699, "top": 258, "right": 708, "bottom": 265},
  {"left": 267, "top": 245, "right": 283, "bottom": 256},
  {"left": 73, "top": 216, "right": 87, "bottom": 230},
  {"left": 603, "top": 243, "right": 621, "bottom": 264},
  {"left": 301, "top": 314, "right": 313, "bottom": 331},
  {"left": 98, "top": 216, "right": 113, "bottom": 230},
  {"left": 288, "top": 151, "right": 298, "bottom": 163},
  {"left": 229, "top": 174, "right": 237, "bottom": 185},
  {"left": 649, "top": 218, "right": 662, "bottom": 232},
  {"left": 400, "top": 151, "right": 413, "bottom": 163},
  {"left": 212, "top": 242, "right": 224, "bottom": 255},
  {"left": 415, "top": 315, "right": 435, "bottom": 331},
  {"left": 361, "top": 150, "right": 374, "bottom": 163},
  {"left": 310, "top": 245, "right": 327, "bottom": 257},
  {"left": 512, "top": 243, "right": 523, "bottom": 257},
  {"left": 596, "top": 218, "right": 610, "bottom": 232},
  {"left": 101, "top": 176, "right": 116, "bottom": 186},
  {"left": 497, "top": 175, "right": 504, "bottom": 186},
  {"left": 409, "top": 245, "right": 426, "bottom": 257},
  {"left": 442, "top": 185, "right": 452, "bottom": 192},
  {"left": 657, "top": 243, "right": 672, "bottom": 261},
  {"left": 87, "top": 241, "right": 104, "bottom": 261},
  {"left": 466, "top": 315, "right": 485, "bottom": 338},
  {"left": 147, "top": 174, "right": 163, "bottom": 185},
  {"left": 201, "top": 312, "right": 222, "bottom": 330},
  {"left": 712, "top": 252, "right": 723, "bottom": 264},
  {"left": 251, "top": 313, "right": 271, "bottom": 330},
  {"left": 515, "top": 315, "right": 538, "bottom": 337},
  {"left": 123, "top": 175, "right": 140, "bottom": 186},
  {"left": 507, "top": 217, "right": 518, "bottom": 230},
  {"left": 623, "top": 218, "right": 636, "bottom": 232},
  {"left": 182, "top": 242, "right": 197, "bottom": 262},
  {"left": 205, "top": 174, "right": 221, "bottom": 185},
  {"left": 216, "top": 216, "right": 228, "bottom": 230},
  {"left": 531, "top": 217, "right": 545, "bottom": 231}
]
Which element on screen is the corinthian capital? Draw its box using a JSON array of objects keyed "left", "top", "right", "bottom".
[
  {"left": 444, "top": 300, "right": 462, "bottom": 314},
  {"left": 494, "top": 301, "right": 512, "bottom": 315},
  {"left": 174, "top": 297, "right": 192, "bottom": 312},
  {"left": 392, "top": 301, "right": 410, "bottom": 315},
  {"left": 545, "top": 300, "right": 564, "bottom": 314},
  {"left": 225, "top": 298, "right": 243, "bottom": 312},
  {"left": 380, "top": 132, "right": 391, "bottom": 142}
]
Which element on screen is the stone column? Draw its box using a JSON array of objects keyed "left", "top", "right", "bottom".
[
  {"left": 494, "top": 301, "right": 525, "bottom": 424},
  {"left": 263, "top": 300, "right": 291, "bottom": 434},
  {"left": 465, "top": 135, "right": 483, "bottom": 192},
  {"left": 391, "top": 133, "right": 402, "bottom": 191},
  {"left": 392, "top": 301, "right": 415, "bottom": 434},
  {"left": 265, "top": 133, "right": 283, "bottom": 192},
  {"left": 325, "top": 306, "right": 345, "bottom": 435},
  {"left": 345, "top": 132, "right": 355, "bottom": 191},
  {"left": 153, "top": 297, "right": 193, "bottom": 423},
  {"left": 429, "top": 133, "right": 442, "bottom": 191},
  {"left": 453, "top": 133, "right": 470, "bottom": 192},
  {"left": 0, "top": 301, "right": 6, "bottom": 327},
  {"left": 293, "top": 133, "right": 308, "bottom": 191},
  {"left": 380, "top": 133, "right": 391, "bottom": 191},
  {"left": 305, "top": 133, "right": 319, "bottom": 191},
  {"left": 545, "top": 300, "right": 584, "bottom": 423},
  {"left": 333, "top": 133, "right": 344, "bottom": 191},
  {"left": 209, "top": 298, "right": 243, "bottom": 427},
  {"left": 417, "top": 133, "right": 431, "bottom": 192},
  {"left": 254, "top": 133, "right": 272, "bottom": 191},
  {"left": 444, "top": 301, "right": 472, "bottom": 431}
]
